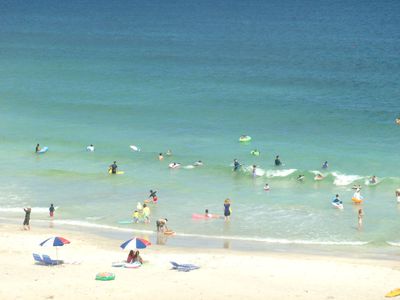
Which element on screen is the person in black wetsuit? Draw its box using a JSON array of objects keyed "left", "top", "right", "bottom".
[
  {"left": 23, "top": 207, "right": 31, "bottom": 230},
  {"left": 149, "top": 190, "right": 158, "bottom": 203},
  {"left": 35, "top": 144, "right": 40, "bottom": 153},
  {"left": 233, "top": 159, "right": 241, "bottom": 171},
  {"left": 109, "top": 161, "right": 118, "bottom": 174},
  {"left": 274, "top": 155, "right": 281, "bottom": 166}
]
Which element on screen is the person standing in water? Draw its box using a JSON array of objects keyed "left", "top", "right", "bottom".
[
  {"left": 23, "top": 207, "right": 31, "bottom": 230},
  {"left": 149, "top": 190, "right": 158, "bottom": 203},
  {"left": 358, "top": 209, "right": 364, "bottom": 230},
  {"left": 274, "top": 155, "right": 282, "bottom": 166},
  {"left": 143, "top": 204, "right": 151, "bottom": 224},
  {"left": 233, "top": 159, "right": 241, "bottom": 171},
  {"left": 109, "top": 161, "right": 118, "bottom": 174},
  {"left": 322, "top": 161, "right": 328, "bottom": 169},
  {"left": 252, "top": 165, "right": 257, "bottom": 177},
  {"left": 158, "top": 153, "right": 164, "bottom": 160},
  {"left": 224, "top": 199, "right": 231, "bottom": 221},
  {"left": 49, "top": 204, "right": 55, "bottom": 218},
  {"left": 35, "top": 144, "right": 40, "bottom": 153}
]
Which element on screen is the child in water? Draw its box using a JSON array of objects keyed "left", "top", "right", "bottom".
[
  {"left": 158, "top": 153, "right": 164, "bottom": 160},
  {"left": 133, "top": 210, "right": 140, "bottom": 223},
  {"left": 358, "top": 209, "right": 364, "bottom": 229},
  {"left": 264, "top": 184, "right": 270, "bottom": 191}
]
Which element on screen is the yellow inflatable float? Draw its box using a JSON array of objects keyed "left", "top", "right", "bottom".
[{"left": 352, "top": 197, "right": 363, "bottom": 204}]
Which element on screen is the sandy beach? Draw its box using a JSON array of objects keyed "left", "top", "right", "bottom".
[{"left": 1, "top": 223, "right": 399, "bottom": 300}]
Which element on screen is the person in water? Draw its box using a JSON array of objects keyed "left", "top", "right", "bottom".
[
  {"left": 166, "top": 149, "right": 172, "bottom": 156},
  {"left": 87, "top": 144, "right": 95, "bottom": 151},
  {"left": 23, "top": 207, "right": 31, "bottom": 230},
  {"left": 109, "top": 161, "right": 118, "bottom": 174},
  {"left": 156, "top": 218, "right": 168, "bottom": 232},
  {"left": 252, "top": 165, "right": 257, "bottom": 177},
  {"left": 149, "top": 190, "right": 158, "bottom": 203},
  {"left": 274, "top": 155, "right": 281, "bottom": 166},
  {"left": 322, "top": 161, "right": 328, "bottom": 169},
  {"left": 315, "top": 173, "right": 324, "bottom": 180},
  {"left": 358, "top": 209, "right": 364, "bottom": 230},
  {"left": 49, "top": 204, "right": 55, "bottom": 218},
  {"left": 143, "top": 204, "right": 151, "bottom": 223},
  {"left": 205, "top": 209, "right": 212, "bottom": 218},
  {"left": 132, "top": 210, "right": 140, "bottom": 223},
  {"left": 158, "top": 153, "right": 164, "bottom": 160},
  {"left": 224, "top": 199, "right": 231, "bottom": 221},
  {"left": 297, "top": 175, "right": 305, "bottom": 181},
  {"left": 332, "top": 194, "right": 342, "bottom": 204},
  {"left": 194, "top": 160, "right": 203, "bottom": 166},
  {"left": 370, "top": 176, "right": 377, "bottom": 184},
  {"left": 264, "top": 183, "right": 270, "bottom": 191},
  {"left": 233, "top": 159, "right": 241, "bottom": 171},
  {"left": 35, "top": 144, "right": 40, "bottom": 153}
]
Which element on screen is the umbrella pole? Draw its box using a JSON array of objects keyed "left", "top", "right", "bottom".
[{"left": 56, "top": 247, "right": 58, "bottom": 262}]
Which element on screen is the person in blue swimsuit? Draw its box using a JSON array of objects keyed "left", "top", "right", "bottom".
[
  {"left": 224, "top": 199, "right": 231, "bottom": 221},
  {"left": 233, "top": 159, "right": 241, "bottom": 171}
]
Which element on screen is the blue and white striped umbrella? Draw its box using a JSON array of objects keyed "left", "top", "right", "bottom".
[
  {"left": 40, "top": 237, "right": 70, "bottom": 247},
  {"left": 120, "top": 238, "right": 151, "bottom": 250}
]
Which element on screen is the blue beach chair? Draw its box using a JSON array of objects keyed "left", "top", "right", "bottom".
[
  {"left": 170, "top": 261, "right": 200, "bottom": 272},
  {"left": 42, "top": 254, "right": 63, "bottom": 265},
  {"left": 32, "top": 253, "right": 45, "bottom": 264}
]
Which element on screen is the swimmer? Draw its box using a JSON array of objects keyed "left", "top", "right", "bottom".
[
  {"left": 369, "top": 175, "right": 377, "bottom": 184},
  {"left": 297, "top": 175, "right": 305, "bottom": 181},
  {"left": 224, "top": 199, "right": 231, "bottom": 222},
  {"left": 396, "top": 189, "right": 400, "bottom": 203},
  {"left": 352, "top": 184, "right": 361, "bottom": 190},
  {"left": 193, "top": 160, "right": 203, "bottom": 166},
  {"left": 358, "top": 209, "right": 363, "bottom": 229},
  {"left": 87, "top": 144, "right": 95, "bottom": 152},
  {"left": 169, "top": 162, "right": 180, "bottom": 169},
  {"left": 109, "top": 161, "right": 118, "bottom": 174},
  {"left": 264, "top": 183, "right": 270, "bottom": 191},
  {"left": 252, "top": 164, "right": 257, "bottom": 177},
  {"left": 166, "top": 150, "right": 172, "bottom": 156},
  {"left": 274, "top": 155, "right": 281, "bottom": 166},
  {"left": 322, "top": 161, "right": 328, "bottom": 169},
  {"left": 332, "top": 194, "right": 342, "bottom": 204},
  {"left": 35, "top": 144, "right": 40, "bottom": 153},
  {"left": 233, "top": 159, "right": 241, "bottom": 171},
  {"left": 149, "top": 190, "right": 158, "bottom": 203},
  {"left": 314, "top": 173, "right": 324, "bottom": 181},
  {"left": 158, "top": 153, "right": 164, "bottom": 160},
  {"left": 205, "top": 209, "right": 212, "bottom": 218}
]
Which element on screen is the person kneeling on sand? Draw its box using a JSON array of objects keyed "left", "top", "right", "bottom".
[{"left": 156, "top": 218, "right": 168, "bottom": 233}]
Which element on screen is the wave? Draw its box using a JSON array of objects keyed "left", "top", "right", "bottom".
[
  {"left": 386, "top": 241, "right": 400, "bottom": 247},
  {"left": 175, "top": 232, "right": 370, "bottom": 246},
  {"left": 0, "top": 206, "right": 58, "bottom": 213},
  {"left": 331, "top": 172, "right": 363, "bottom": 186},
  {"left": 266, "top": 169, "right": 297, "bottom": 178}
]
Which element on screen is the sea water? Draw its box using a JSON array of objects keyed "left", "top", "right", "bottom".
[{"left": 1, "top": 0, "right": 400, "bottom": 254}]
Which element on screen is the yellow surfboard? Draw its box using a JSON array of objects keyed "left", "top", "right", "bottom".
[
  {"left": 108, "top": 169, "right": 124, "bottom": 175},
  {"left": 386, "top": 288, "right": 400, "bottom": 298}
]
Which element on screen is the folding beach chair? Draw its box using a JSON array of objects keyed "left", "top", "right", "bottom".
[{"left": 170, "top": 261, "right": 200, "bottom": 272}]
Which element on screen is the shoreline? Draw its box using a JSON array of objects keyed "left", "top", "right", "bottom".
[
  {"left": 2, "top": 215, "right": 400, "bottom": 262},
  {"left": 1, "top": 223, "right": 400, "bottom": 300}
]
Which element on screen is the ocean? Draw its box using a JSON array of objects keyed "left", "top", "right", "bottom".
[{"left": 1, "top": 0, "right": 400, "bottom": 255}]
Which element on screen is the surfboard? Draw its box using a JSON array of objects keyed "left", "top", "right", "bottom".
[
  {"left": 130, "top": 145, "right": 140, "bottom": 152},
  {"left": 385, "top": 288, "right": 400, "bottom": 298},
  {"left": 108, "top": 169, "right": 124, "bottom": 175},
  {"left": 118, "top": 220, "right": 133, "bottom": 224},
  {"left": 37, "top": 147, "right": 48, "bottom": 154}
]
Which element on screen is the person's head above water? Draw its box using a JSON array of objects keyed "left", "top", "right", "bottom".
[
  {"left": 113, "top": 161, "right": 116, "bottom": 164},
  {"left": 205, "top": 209, "right": 209, "bottom": 214},
  {"left": 336, "top": 194, "right": 339, "bottom": 198}
]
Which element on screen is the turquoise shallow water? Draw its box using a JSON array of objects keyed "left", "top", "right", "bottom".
[{"left": 1, "top": 0, "right": 400, "bottom": 252}]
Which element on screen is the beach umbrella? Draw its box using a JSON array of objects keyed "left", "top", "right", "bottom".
[
  {"left": 40, "top": 237, "right": 70, "bottom": 260},
  {"left": 120, "top": 238, "right": 151, "bottom": 250}
]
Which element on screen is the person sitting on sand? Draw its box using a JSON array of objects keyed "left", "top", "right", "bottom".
[
  {"left": 274, "top": 155, "right": 281, "bottom": 166},
  {"left": 156, "top": 218, "right": 168, "bottom": 232},
  {"left": 127, "top": 250, "right": 135, "bottom": 263},
  {"left": 35, "top": 144, "right": 40, "bottom": 153},
  {"left": 132, "top": 251, "right": 143, "bottom": 264},
  {"left": 158, "top": 153, "right": 164, "bottom": 160}
]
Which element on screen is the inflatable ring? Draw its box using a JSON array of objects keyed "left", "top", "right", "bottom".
[
  {"left": 95, "top": 272, "right": 115, "bottom": 281},
  {"left": 351, "top": 197, "right": 363, "bottom": 204},
  {"left": 239, "top": 135, "right": 252, "bottom": 142},
  {"left": 396, "top": 118, "right": 400, "bottom": 125}
]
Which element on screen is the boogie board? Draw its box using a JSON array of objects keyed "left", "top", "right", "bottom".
[
  {"left": 192, "top": 213, "right": 221, "bottom": 220},
  {"left": 124, "top": 262, "right": 141, "bottom": 268},
  {"left": 385, "top": 288, "right": 400, "bottom": 298},
  {"left": 130, "top": 145, "right": 140, "bottom": 152},
  {"left": 37, "top": 147, "right": 48, "bottom": 154},
  {"left": 108, "top": 169, "right": 124, "bottom": 175}
]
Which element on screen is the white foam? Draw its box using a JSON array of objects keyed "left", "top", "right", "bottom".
[
  {"left": 245, "top": 166, "right": 266, "bottom": 177},
  {"left": 332, "top": 172, "right": 362, "bottom": 186},
  {"left": 266, "top": 169, "right": 297, "bottom": 178},
  {"left": 0, "top": 206, "right": 58, "bottom": 213},
  {"left": 183, "top": 165, "right": 195, "bottom": 169},
  {"left": 387, "top": 241, "right": 400, "bottom": 247}
]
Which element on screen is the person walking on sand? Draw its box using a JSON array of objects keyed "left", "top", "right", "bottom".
[
  {"left": 224, "top": 199, "right": 231, "bottom": 221},
  {"left": 49, "top": 204, "right": 55, "bottom": 218},
  {"left": 358, "top": 209, "right": 364, "bottom": 230},
  {"left": 23, "top": 207, "right": 31, "bottom": 230}
]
